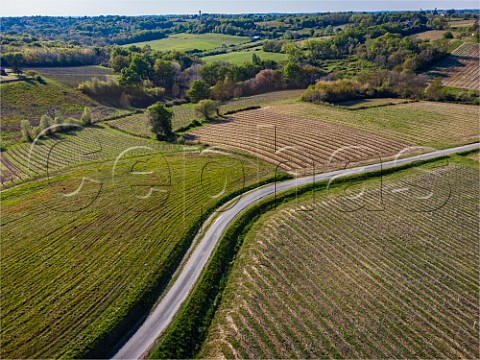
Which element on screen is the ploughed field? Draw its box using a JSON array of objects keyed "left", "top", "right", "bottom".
[
  {"left": 186, "top": 108, "right": 408, "bottom": 172},
  {"left": 429, "top": 43, "right": 480, "bottom": 90},
  {"left": 0, "top": 149, "right": 277, "bottom": 358},
  {"left": 200, "top": 160, "right": 479, "bottom": 359}
]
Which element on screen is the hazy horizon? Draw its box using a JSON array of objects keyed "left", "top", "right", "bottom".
[{"left": 1, "top": 0, "right": 479, "bottom": 17}]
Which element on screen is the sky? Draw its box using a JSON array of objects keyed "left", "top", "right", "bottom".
[{"left": 1, "top": 0, "right": 478, "bottom": 17}]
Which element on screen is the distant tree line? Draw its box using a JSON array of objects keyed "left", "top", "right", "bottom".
[
  {"left": 1, "top": 47, "right": 107, "bottom": 67},
  {"left": 4, "top": 10, "right": 474, "bottom": 47}
]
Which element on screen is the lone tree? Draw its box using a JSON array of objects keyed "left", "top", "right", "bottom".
[
  {"left": 186, "top": 80, "right": 211, "bottom": 103},
  {"left": 147, "top": 103, "right": 173, "bottom": 139}
]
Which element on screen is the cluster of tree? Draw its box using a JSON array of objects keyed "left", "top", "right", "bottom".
[
  {"left": 198, "top": 55, "right": 277, "bottom": 85},
  {"left": 78, "top": 77, "right": 165, "bottom": 108},
  {"left": 186, "top": 58, "right": 318, "bottom": 105},
  {"left": 300, "top": 21, "right": 433, "bottom": 66},
  {"left": 3, "top": 11, "right": 478, "bottom": 49},
  {"left": 1, "top": 16, "right": 176, "bottom": 46},
  {"left": 263, "top": 40, "right": 288, "bottom": 53},
  {"left": 194, "top": 99, "right": 221, "bottom": 119},
  {"left": 111, "top": 29, "right": 169, "bottom": 45},
  {"left": 109, "top": 46, "right": 197, "bottom": 94},
  {"left": 107, "top": 45, "right": 302, "bottom": 105},
  {"left": 20, "top": 107, "right": 91, "bottom": 142},
  {"left": 356, "top": 33, "right": 447, "bottom": 70},
  {"left": 1, "top": 47, "right": 107, "bottom": 67},
  {"left": 175, "top": 13, "right": 352, "bottom": 39},
  {"left": 302, "top": 70, "right": 450, "bottom": 104}
]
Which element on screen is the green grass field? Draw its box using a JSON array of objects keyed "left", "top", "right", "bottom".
[
  {"left": 1, "top": 149, "right": 279, "bottom": 358},
  {"left": 125, "top": 33, "right": 251, "bottom": 52},
  {"left": 202, "top": 50, "right": 287, "bottom": 65},
  {"left": 200, "top": 157, "right": 479, "bottom": 358}
]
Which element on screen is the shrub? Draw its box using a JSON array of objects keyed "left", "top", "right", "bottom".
[
  {"left": 24, "top": 70, "right": 38, "bottom": 78},
  {"left": 195, "top": 100, "right": 220, "bottom": 120},
  {"left": 20, "top": 119, "right": 33, "bottom": 142},
  {"left": 302, "top": 79, "right": 363, "bottom": 103},
  {"left": 424, "top": 78, "right": 444, "bottom": 101},
  {"left": 39, "top": 115, "right": 53, "bottom": 135},
  {"left": 443, "top": 31, "right": 454, "bottom": 39},
  {"left": 53, "top": 112, "right": 65, "bottom": 133},
  {"left": 80, "top": 107, "right": 92, "bottom": 126}
]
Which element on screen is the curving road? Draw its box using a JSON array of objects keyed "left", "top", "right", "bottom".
[{"left": 112, "top": 143, "right": 479, "bottom": 359}]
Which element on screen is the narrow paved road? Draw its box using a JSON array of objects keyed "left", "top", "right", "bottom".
[{"left": 113, "top": 143, "right": 479, "bottom": 359}]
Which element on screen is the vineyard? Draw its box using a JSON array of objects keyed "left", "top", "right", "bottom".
[
  {"left": 200, "top": 161, "right": 479, "bottom": 359},
  {"left": 336, "top": 98, "right": 416, "bottom": 109},
  {"left": 411, "top": 30, "right": 451, "bottom": 41},
  {"left": 171, "top": 104, "right": 198, "bottom": 129},
  {"left": 0, "top": 150, "right": 277, "bottom": 358},
  {"left": 106, "top": 90, "right": 304, "bottom": 138},
  {"left": 106, "top": 104, "right": 197, "bottom": 136},
  {"left": 266, "top": 100, "right": 480, "bottom": 147},
  {"left": 186, "top": 108, "right": 408, "bottom": 172},
  {"left": 220, "top": 90, "right": 304, "bottom": 114},
  {"left": 429, "top": 42, "right": 480, "bottom": 90},
  {"left": 33, "top": 66, "right": 116, "bottom": 88},
  {"left": 0, "top": 125, "right": 181, "bottom": 186},
  {"left": 105, "top": 113, "right": 153, "bottom": 138}
]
